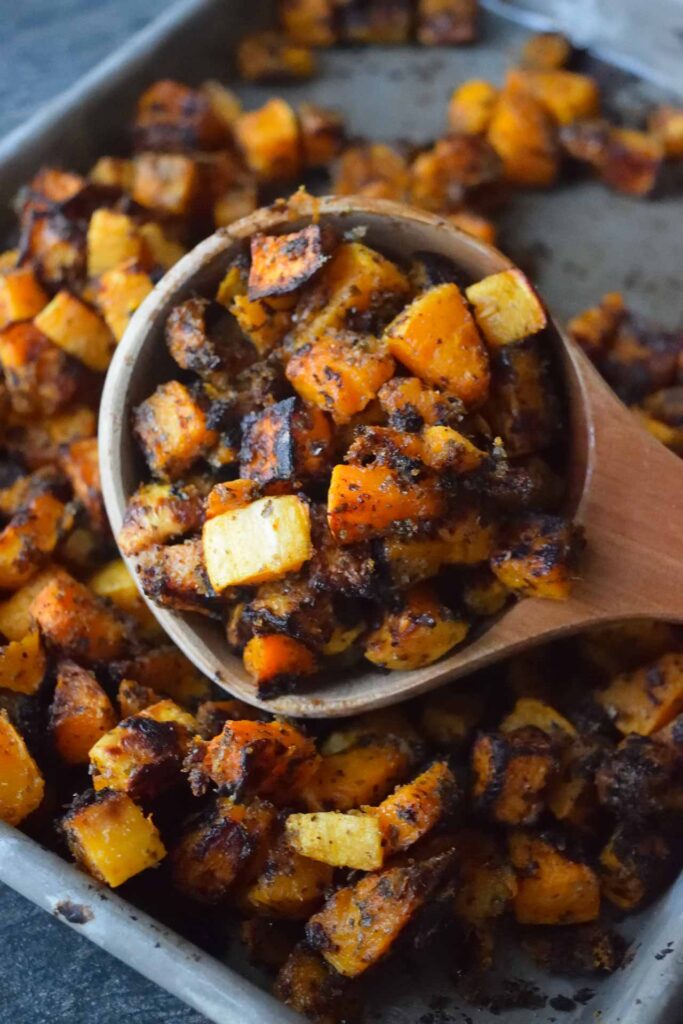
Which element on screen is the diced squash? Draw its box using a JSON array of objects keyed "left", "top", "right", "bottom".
[
  {"left": 0, "top": 492, "right": 74, "bottom": 590},
  {"left": 50, "top": 660, "right": 118, "bottom": 765},
  {"left": 30, "top": 572, "right": 132, "bottom": 663},
  {"left": 97, "top": 261, "right": 154, "bottom": 341},
  {"left": 0, "top": 266, "right": 48, "bottom": 328},
  {"left": 649, "top": 105, "right": 683, "bottom": 158},
  {"left": 416, "top": 0, "right": 478, "bottom": 45},
  {"left": 172, "top": 797, "right": 277, "bottom": 903},
  {"left": 0, "top": 710, "right": 44, "bottom": 825},
  {"left": 165, "top": 296, "right": 255, "bottom": 378},
  {"left": 136, "top": 538, "right": 214, "bottom": 615},
  {"left": 279, "top": 0, "right": 336, "bottom": 44},
  {"left": 134, "top": 380, "right": 217, "bottom": 480},
  {"left": 520, "top": 31, "right": 572, "bottom": 70},
  {"left": 237, "top": 30, "right": 315, "bottom": 82},
  {"left": 112, "top": 645, "right": 211, "bottom": 704},
  {"left": 461, "top": 568, "right": 509, "bottom": 616},
  {"left": 117, "top": 481, "right": 205, "bottom": 556},
  {"left": 448, "top": 80, "right": 499, "bottom": 135},
  {"left": 561, "top": 121, "right": 663, "bottom": 197},
  {"left": 243, "top": 634, "right": 317, "bottom": 697},
  {"left": 60, "top": 436, "right": 104, "bottom": 532},
  {"left": 287, "top": 332, "right": 395, "bottom": 425},
  {"left": 491, "top": 514, "right": 580, "bottom": 600},
  {"left": 306, "top": 849, "right": 454, "bottom": 977},
  {"left": 0, "top": 322, "right": 78, "bottom": 417},
  {"left": 505, "top": 69, "right": 600, "bottom": 125},
  {"left": 89, "top": 699, "right": 196, "bottom": 799},
  {"left": 195, "top": 699, "right": 263, "bottom": 739},
  {"left": 303, "top": 741, "right": 412, "bottom": 811},
  {"left": 327, "top": 464, "right": 445, "bottom": 544},
  {"left": 378, "top": 375, "right": 464, "bottom": 430},
  {"left": 117, "top": 679, "right": 157, "bottom": 718},
  {"left": 371, "top": 761, "right": 457, "bottom": 855},
  {"left": 384, "top": 283, "right": 490, "bottom": 406},
  {"left": 509, "top": 831, "right": 600, "bottom": 925},
  {"left": 274, "top": 945, "right": 354, "bottom": 1024},
  {"left": 488, "top": 89, "right": 559, "bottom": 187},
  {"left": 320, "top": 708, "right": 421, "bottom": 755},
  {"left": 599, "top": 826, "right": 672, "bottom": 910},
  {"left": 202, "top": 494, "right": 312, "bottom": 591},
  {"left": 249, "top": 226, "right": 330, "bottom": 300},
  {"left": 485, "top": 340, "right": 561, "bottom": 456},
  {"left": 196, "top": 719, "right": 320, "bottom": 803},
  {"left": 500, "top": 698, "right": 577, "bottom": 739},
  {"left": 453, "top": 829, "right": 518, "bottom": 926},
  {"left": 365, "top": 583, "right": 469, "bottom": 670},
  {"left": 206, "top": 480, "right": 260, "bottom": 519},
  {"left": 472, "top": 727, "right": 556, "bottom": 825},
  {"left": 88, "top": 559, "right": 158, "bottom": 635},
  {"left": 139, "top": 221, "right": 185, "bottom": 270},
  {"left": 421, "top": 425, "right": 487, "bottom": 472},
  {"left": 89, "top": 156, "right": 134, "bottom": 190},
  {"left": 596, "top": 652, "right": 683, "bottom": 736},
  {"left": 86, "top": 209, "right": 144, "bottom": 278},
  {"left": 245, "top": 834, "right": 333, "bottom": 918},
  {"left": 333, "top": 142, "right": 409, "bottom": 201},
  {"left": 234, "top": 99, "right": 301, "bottom": 180},
  {"left": 34, "top": 291, "right": 113, "bottom": 372},
  {"left": 286, "top": 810, "right": 384, "bottom": 870},
  {"left": 466, "top": 269, "right": 547, "bottom": 348},
  {"left": 134, "top": 79, "right": 227, "bottom": 152},
  {"left": 132, "top": 152, "right": 198, "bottom": 216},
  {"left": 240, "top": 397, "right": 333, "bottom": 484},
  {"left": 62, "top": 789, "right": 165, "bottom": 887},
  {"left": 0, "top": 629, "right": 46, "bottom": 695},
  {"left": 0, "top": 566, "right": 70, "bottom": 641}
]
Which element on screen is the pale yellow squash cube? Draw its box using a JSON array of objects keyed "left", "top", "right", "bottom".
[
  {"left": 86, "top": 209, "right": 144, "bottom": 278},
  {"left": 202, "top": 495, "right": 312, "bottom": 591},
  {"left": 466, "top": 269, "right": 547, "bottom": 348},
  {"left": 286, "top": 811, "right": 384, "bottom": 870},
  {"left": 34, "top": 290, "right": 113, "bottom": 372}
]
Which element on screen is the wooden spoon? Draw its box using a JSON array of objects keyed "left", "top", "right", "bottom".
[{"left": 99, "top": 195, "right": 683, "bottom": 718}]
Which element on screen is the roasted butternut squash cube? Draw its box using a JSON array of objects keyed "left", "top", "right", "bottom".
[
  {"left": 488, "top": 89, "right": 559, "bottom": 187},
  {"left": 132, "top": 152, "right": 198, "bottom": 216},
  {"left": 0, "top": 566, "right": 70, "bottom": 640},
  {"left": 172, "top": 797, "right": 277, "bottom": 903},
  {"left": 501, "top": 697, "right": 576, "bottom": 739},
  {"left": 299, "top": 102, "right": 345, "bottom": 168},
  {"left": 240, "top": 397, "right": 333, "bottom": 485},
  {"left": 134, "top": 79, "right": 227, "bottom": 152},
  {"left": 117, "top": 678, "right": 157, "bottom": 718},
  {"left": 448, "top": 80, "right": 499, "bottom": 135},
  {"left": 0, "top": 491, "right": 74, "bottom": 590},
  {"left": 472, "top": 727, "right": 556, "bottom": 825},
  {"left": 195, "top": 698, "right": 263, "bottom": 739},
  {"left": 509, "top": 831, "right": 600, "bottom": 925},
  {"left": 97, "top": 261, "right": 154, "bottom": 342},
  {"left": 245, "top": 833, "right": 333, "bottom": 918},
  {"left": 416, "top": 0, "right": 478, "bottom": 44},
  {"left": 466, "top": 269, "right": 547, "bottom": 348},
  {"left": 491, "top": 515, "right": 580, "bottom": 600},
  {"left": 519, "top": 31, "right": 572, "bottom": 70},
  {"left": 421, "top": 425, "right": 487, "bottom": 472},
  {"left": 50, "top": 660, "right": 117, "bottom": 765},
  {"left": 286, "top": 810, "right": 383, "bottom": 870},
  {"left": 136, "top": 538, "right": 214, "bottom": 616},
  {"left": 371, "top": 761, "right": 457, "bottom": 855},
  {"left": 365, "top": 583, "right": 469, "bottom": 670},
  {"left": 279, "top": 0, "right": 336, "bottom": 44},
  {"left": 62, "top": 789, "right": 166, "bottom": 887},
  {"left": 453, "top": 828, "right": 518, "bottom": 923},
  {"left": 34, "top": 290, "right": 113, "bottom": 372},
  {"left": 134, "top": 380, "right": 217, "bottom": 480},
  {"left": 561, "top": 121, "right": 663, "bottom": 197},
  {"left": 333, "top": 143, "right": 409, "bottom": 201},
  {"left": 30, "top": 572, "right": 132, "bottom": 663},
  {"left": 60, "top": 436, "right": 104, "bottom": 533},
  {"left": 0, "top": 710, "right": 44, "bottom": 825},
  {"left": 89, "top": 156, "right": 134, "bottom": 190},
  {"left": 327, "top": 464, "right": 444, "bottom": 544},
  {"left": 596, "top": 652, "right": 683, "bottom": 736},
  {"left": 0, "top": 629, "right": 46, "bottom": 696},
  {"left": 382, "top": 534, "right": 451, "bottom": 587},
  {"left": 505, "top": 69, "right": 600, "bottom": 125},
  {"left": 649, "top": 104, "right": 683, "bottom": 158},
  {"left": 274, "top": 945, "right": 354, "bottom": 1024},
  {"left": 378, "top": 375, "right": 464, "bottom": 430},
  {"left": 88, "top": 559, "right": 158, "bottom": 635},
  {"left": 230, "top": 292, "right": 295, "bottom": 355},
  {"left": 0, "top": 266, "right": 48, "bottom": 328},
  {"left": 237, "top": 30, "right": 315, "bottom": 82},
  {"left": 234, "top": 99, "right": 301, "bottom": 180},
  {"left": 249, "top": 226, "right": 329, "bottom": 301},
  {"left": 320, "top": 707, "right": 421, "bottom": 756},
  {"left": 410, "top": 135, "right": 502, "bottom": 213},
  {"left": 599, "top": 826, "right": 672, "bottom": 910},
  {"left": 113, "top": 644, "right": 210, "bottom": 705},
  {"left": 446, "top": 210, "right": 498, "bottom": 246},
  {"left": 461, "top": 567, "right": 509, "bottom": 616},
  {"left": 0, "top": 322, "right": 78, "bottom": 417},
  {"left": 89, "top": 699, "right": 196, "bottom": 799},
  {"left": 243, "top": 634, "right": 317, "bottom": 697},
  {"left": 205, "top": 480, "right": 260, "bottom": 520},
  {"left": 195, "top": 719, "right": 319, "bottom": 803},
  {"left": 303, "top": 741, "right": 412, "bottom": 812},
  {"left": 306, "top": 849, "right": 454, "bottom": 976},
  {"left": 86, "top": 209, "right": 144, "bottom": 278},
  {"left": 385, "top": 283, "right": 490, "bottom": 406},
  {"left": 166, "top": 296, "right": 255, "bottom": 378},
  {"left": 485, "top": 340, "right": 561, "bottom": 456},
  {"left": 117, "top": 481, "right": 205, "bottom": 556}
]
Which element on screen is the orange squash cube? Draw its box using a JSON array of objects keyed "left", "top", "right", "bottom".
[
  {"left": 243, "top": 634, "right": 317, "bottom": 697},
  {"left": 0, "top": 629, "right": 46, "bottom": 695},
  {"left": 0, "top": 710, "right": 44, "bottom": 825},
  {"left": 327, "top": 463, "right": 445, "bottom": 543},
  {"left": 234, "top": 99, "right": 301, "bottom": 180},
  {"left": 509, "top": 831, "right": 600, "bottom": 925},
  {"left": 596, "top": 652, "right": 683, "bottom": 736},
  {"left": 50, "top": 660, "right": 118, "bottom": 765},
  {"left": 34, "top": 290, "right": 113, "bottom": 372},
  {"left": 0, "top": 266, "right": 48, "bottom": 328},
  {"left": 488, "top": 89, "right": 559, "bottom": 187},
  {"left": 364, "top": 583, "right": 469, "bottom": 670}
]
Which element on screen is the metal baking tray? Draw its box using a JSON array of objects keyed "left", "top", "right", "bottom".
[{"left": 0, "top": 0, "right": 682, "bottom": 1021}]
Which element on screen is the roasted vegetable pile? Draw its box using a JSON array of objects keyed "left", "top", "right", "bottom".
[
  {"left": 122, "top": 224, "right": 583, "bottom": 695},
  {"left": 0, "top": 15, "right": 682, "bottom": 1024}
]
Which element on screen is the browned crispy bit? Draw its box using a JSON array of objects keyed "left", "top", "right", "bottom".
[
  {"left": 195, "top": 699, "right": 264, "bottom": 739},
  {"left": 117, "top": 482, "right": 206, "bottom": 557},
  {"left": 416, "top": 0, "right": 478, "bottom": 45},
  {"left": 135, "top": 538, "right": 217, "bottom": 616},
  {"left": 240, "top": 396, "right": 334, "bottom": 486},
  {"left": 133, "top": 79, "right": 228, "bottom": 153},
  {"left": 237, "top": 31, "right": 316, "bottom": 82},
  {"left": 133, "top": 380, "right": 218, "bottom": 480},
  {"left": 472, "top": 727, "right": 557, "bottom": 825},
  {"left": 484, "top": 339, "right": 562, "bottom": 457},
  {"left": 0, "top": 322, "right": 80, "bottom": 417},
  {"left": 333, "top": 143, "right": 409, "bottom": 202},
  {"left": 274, "top": 943, "right": 357, "bottom": 1023},
  {"left": 241, "top": 574, "right": 334, "bottom": 650},
  {"left": 491, "top": 514, "right": 583, "bottom": 601},
  {"left": 249, "top": 226, "right": 332, "bottom": 301},
  {"left": 595, "top": 733, "right": 678, "bottom": 821},
  {"left": 166, "top": 297, "right": 256, "bottom": 379},
  {"left": 523, "top": 923, "right": 625, "bottom": 975},
  {"left": 599, "top": 825, "right": 673, "bottom": 910},
  {"left": 561, "top": 120, "right": 664, "bottom": 196}
]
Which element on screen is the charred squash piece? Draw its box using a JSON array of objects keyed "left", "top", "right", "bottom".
[
  {"left": 327, "top": 463, "right": 444, "bottom": 544},
  {"left": 244, "top": 833, "right": 333, "bottom": 918},
  {"left": 234, "top": 98, "right": 301, "bottom": 180},
  {"left": 30, "top": 572, "right": 132, "bottom": 663},
  {"left": 249, "top": 226, "right": 331, "bottom": 300},
  {"left": 0, "top": 492, "right": 74, "bottom": 590},
  {"left": 0, "top": 566, "right": 71, "bottom": 641},
  {"left": 166, "top": 297, "right": 255, "bottom": 379},
  {"left": 410, "top": 135, "right": 502, "bottom": 213},
  {"left": 132, "top": 152, "right": 198, "bottom": 217},
  {"left": 321, "top": 707, "right": 421, "bottom": 756},
  {"left": 194, "top": 719, "right": 320, "bottom": 803},
  {"left": 88, "top": 559, "right": 159, "bottom": 637},
  {"left": 364, "top": 583, "right": 469, "bottom": 670},
  {"left": 0, "top": 629, "right": 46, "bottom": 696},
  {"left": 171, "top": 797, "right": 277, "bottom": 903},
  {"left": 62, "top": 789, "right": 166, "bottom": 887},
  {"left": 195, "top": 699, "right": 264, "bottom": 739},
  {"left": 596, "top": 652, "right": 683, "bottom": 736},
  {"left": 472, "top": 727, "right": 557, "bottom": 825},
  {"left": 509, "top": 830, "right": 600, "bottom": 924},
  {"left": 488, "top": 89, "right": 559, "bottom": 187},
  {"left": 306, "top": 848, "right": 455, "bottom": 977},
  {"left": 34, "top": 290, "right": 113, "bottom": 373},
  {"left": 448, "top": 80, "right": 499, "bottom": 135},
  {"left": 117, "top": 481, "right": 205, "bottom": 556},
  {"left": 491, "top": 514, "right": 581, "bottom": 600},
  {"left": 299, "top": 102, "right": 345, "bottom": 169},
  {"left": 466, "top": 269, "right": 547, "bottom": 348},
  {"left": 274, "top": 944, "right": 356, "bottom": 1024},
  {"left": 371, "top": 760, "right": 458, "bottom": 855},
  {"left": 117, "top": 679, "right": 158, "bottom": 719},
  {"left": 416, "top": 0, "right": 478, "bottom": 45},
  {"left": 421, "top": 425, "right": 487, "bottom": 473},
  {"left": 50, "top": 660, "right": 118, "bottom": 765},
  {"left": 561, "top": 121, "right": 663, "bottom": 197},
  {"left": 595, "top": 734, "right": 677, "bottom": 822},
  {"left": 206, "top": 480, "right": 261, "bottom": 519},
  {"left": 134, "top": 79, "right": 227, "bottom": 153},
  {"left": 461, "top": 567, "right": 509, "bottom": 617},
  {"left": 60, "top": 436, "right": 105, "bottom": 533},
  {"left": 0, "top": 322, "right": 78, "bottom": 417},
  {"left": 237, "top": 31, "right": 316, "bottom": 83},
  {"left": 378, "top": 376, "right": 465, "bottom": 431},
  {"left": 453, "top": 828, "right": 518, "bottom": 924},
  {"left": 243, "top": 634, "right": 317, "bottom": 697},
  {"left": 484, "top": 340, "right": 562, "bottom": 456},
  {"left": 599, "top": 826, "right": 672, "bottom": 910},
  {"left": 500, "top": 697, "right": 577, "bottom": 740},
  {"left": 133, "top": 380, "right": 217, "bottom": 480},
  {"left": 135, "top": 539, "right": 215, "bottom": 616},
  {"left": 112, "top": 645, "right": 210, "bottom": 707},
  {"left": 0, "top": 709, "right": 44, "bottom": 825},
  {"left": 333, "top": 143, "right": 409, "bottom": 201},
  {"left": 240, "top": 397, "right": 333, "bottom": 485},
  {"left": 89, "top": 699, "right": 196, "bottom": 800},
  {"left": 202, "top": 494, "right": 313, "bottom": 591},
  {"left": 230, "top": 292, "right": 296, "bottom": 356},
  {"left": 384, "top": 283, "right": 490, "bottom": 406},
  {"left": 302, "top": 740, "right": 412, "bottom": 812}
]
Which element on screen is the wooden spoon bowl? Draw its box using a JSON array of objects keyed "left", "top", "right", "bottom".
[{"left": 99, "top": 195, "right": 683, "bottom": 717}]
